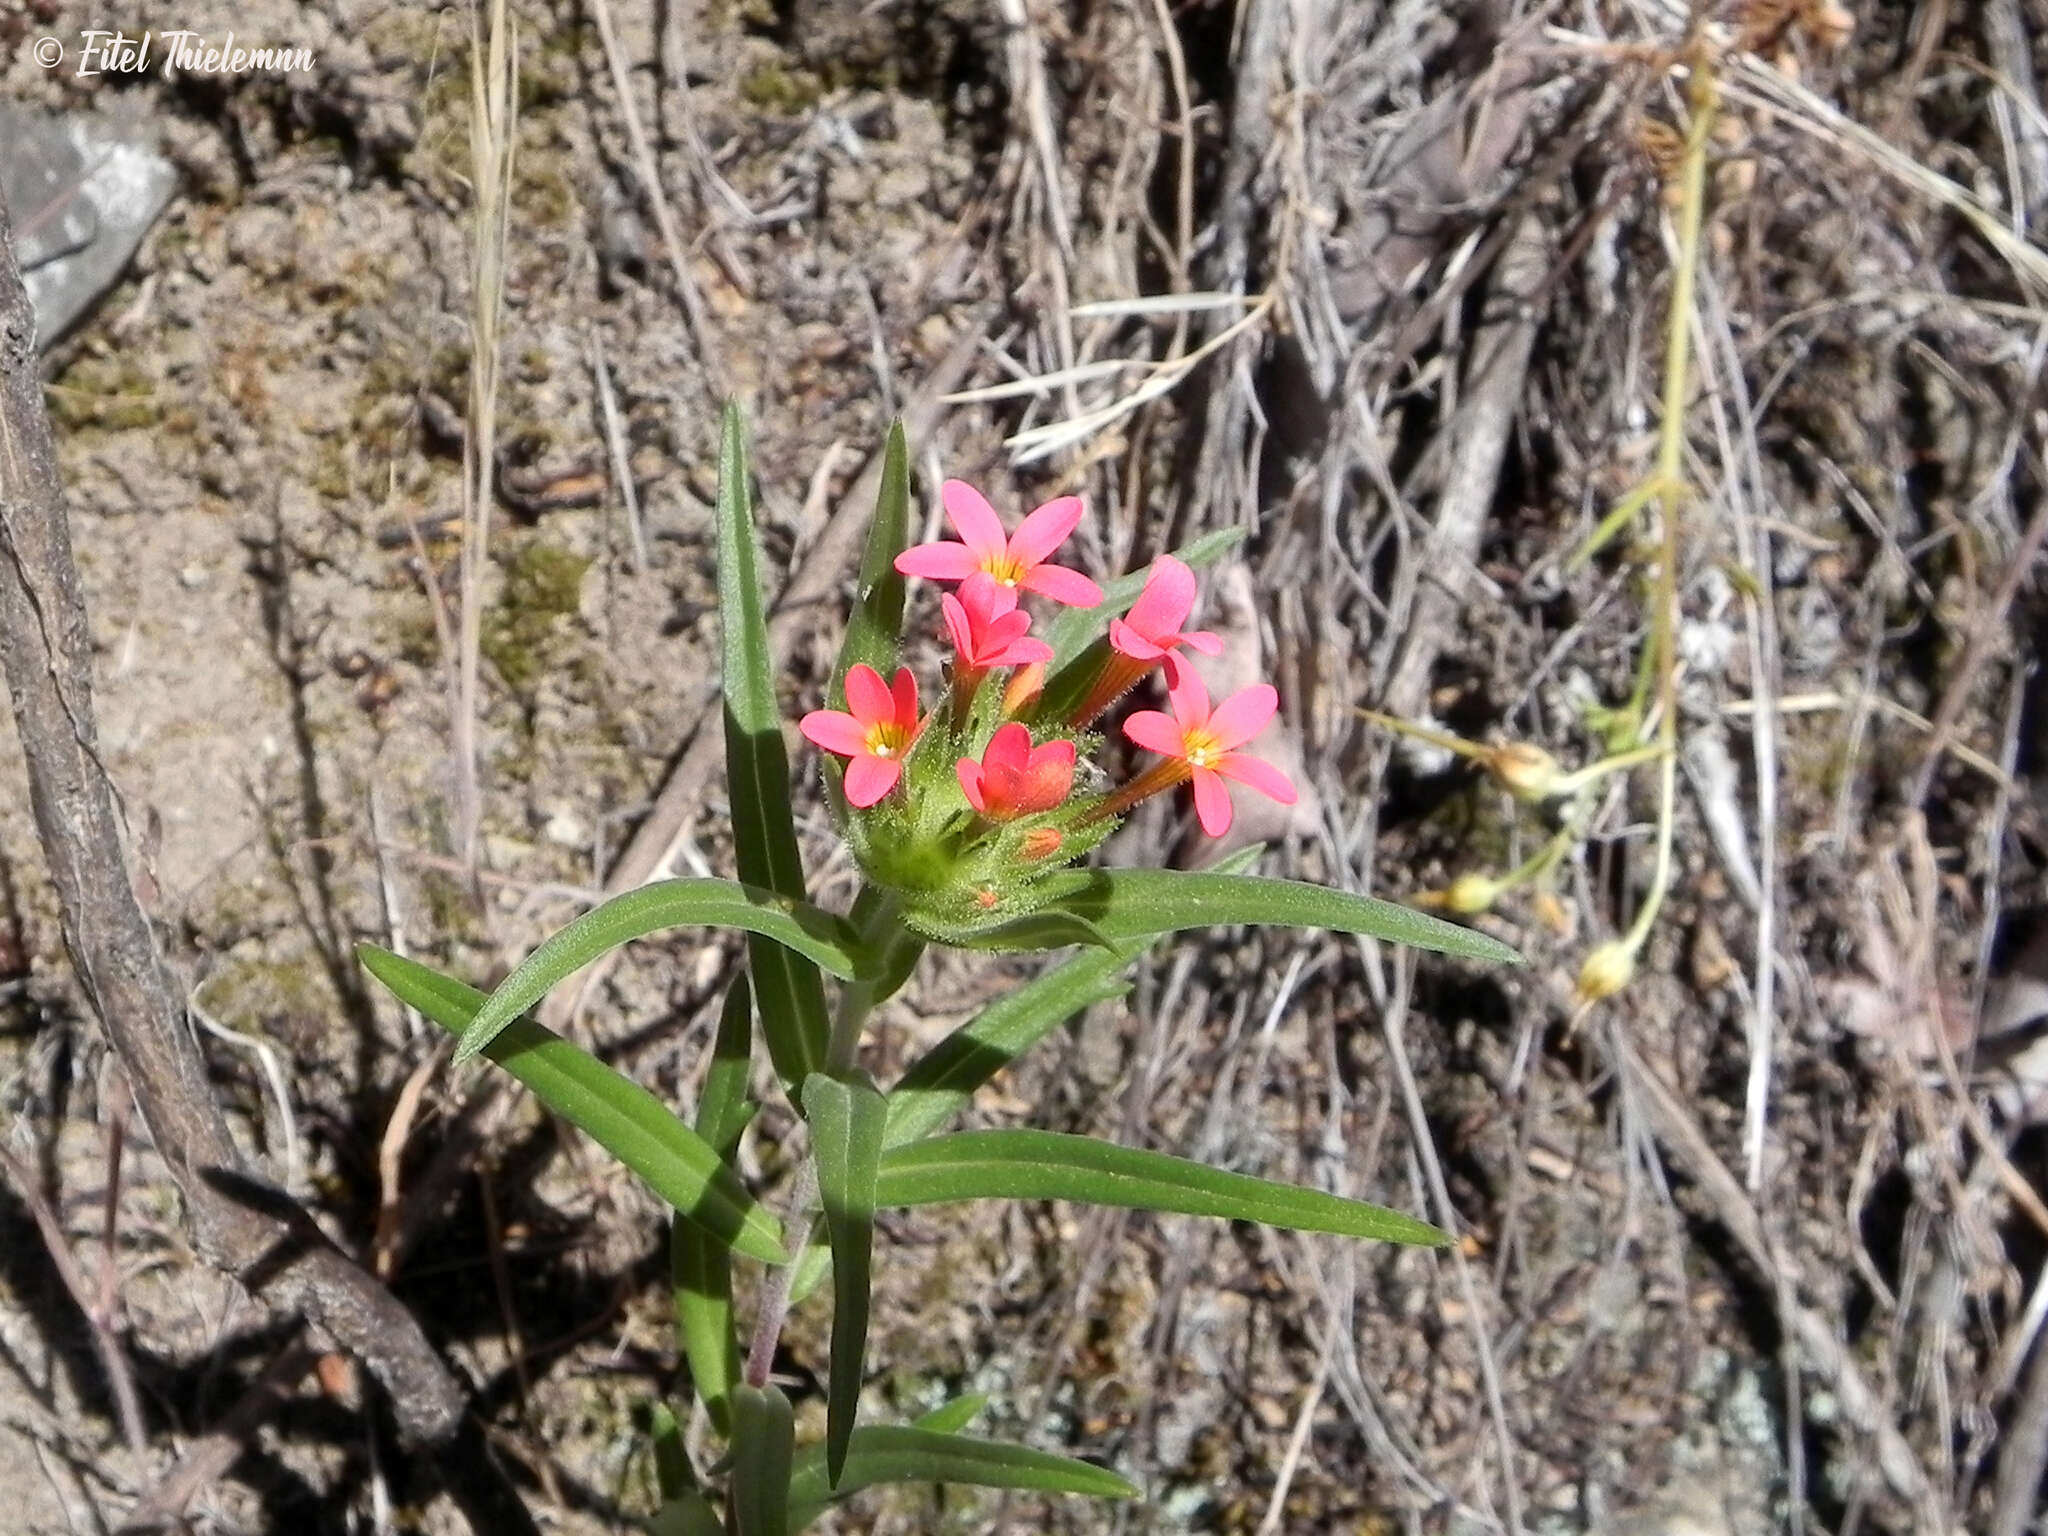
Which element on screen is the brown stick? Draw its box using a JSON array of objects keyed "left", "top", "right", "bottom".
[{"left": 0, "top": 193, "right": 464, "bottom": 1447}]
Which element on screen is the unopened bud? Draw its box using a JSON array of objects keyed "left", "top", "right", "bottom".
[
  {"left": 1020, "top": 827, "right": 1062, "bottom": 860},
  {"left": 1437, "top": 872, "right": 1503, "bottom": 915},
  {"left": 1484, "top": 743, "right": 1561, "bottom": 800},
  {"left": 1575, "top": 940, "right": 1637, "bottom": 1005},
  {"left": 1002, "top": 663, "right": 1046, "bottom": 718}
]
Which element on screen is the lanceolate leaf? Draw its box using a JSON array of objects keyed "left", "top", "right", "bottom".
[
  {"left": 787, "top": 1427, "right": 1138, "bottom": 1529},
  {"left": 674, "top": 979, "right": 755, "bottom": 1436},
  {"left": 801, "top": 1073, "right": 888, "bottom": 1487},
  {"left": 1040, "top": 524, "right": 1245, "bottom": 673},
  {"left": 650, "top": 1493, "right": 726, "bottom": 1536},
  {"left": 650, "top": 1402, "right": 698, "bottom": 1499},
  {"left": 1047, "top": 870, "right": 1521, "bottom": 966},
  {"left": 884, "top": 849, "right": 1266, "bottom": 1151},
  {"left": 910, "top": 1395, "right": 988, "bottom": 1435},
  {"left": 730, "top": 1385, "right": 795, "bottom": 1536},
  {"left": 885, "top": 950, "right": 1132, "bottom": 1149},
  {"left": 358, "top": 948, "right": 787, "bottom": 1264},
  {"left": 830, "top": 421, "right": 910, "bottom": 706},
  {"left": 875, "top": 1129, "right": 1447, "bottom": 1246},
  {"left": 718, "top": 401, "right": 833, "bottom": 1086},
  {"left": 450, "top": 879, "right": 861, "bottom": 1061}
]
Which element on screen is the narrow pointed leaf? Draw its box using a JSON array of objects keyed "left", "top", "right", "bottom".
[
  {"left": 1047, "top": 870, "right": 1521, "bottom": 965},
  {"left": 876, "top": 1129, "right": 1447, "bottom": 1245},
  {"left": 719, "top": 400, "right": 833, "bottom": 1085},
  {"left": 730, "top": 1385, "right": 795, "bottom": 1536},
  {"left": 886, "top": 950, "right": 1132, "bottom": 1149},
  {"left": 910, "top": 1394, "right": 987, "bottom": 1434},
  {"left": 675, "top": 980, "right": 754, "bottom": 1435},
  {"left": 359, "top": 947, "right": 787, "bottom": 1263},
  {"left": 450, "top": 879, "right": 861, "bottom": 1062},
  {"left": 830, "top": 421, "right": 911, "bottom": 704},
  {"left": 801, "top": 1073, "right": 888, "bottom": 1486},
  {"left": 788, "top": 1426, "right": 1137, "bottom": 1528},
  {"left": 651, "top": 1402, "right": 698, "bottom": 1499},
  {"left": 884, "top": 849, "right": 1265, "bottom": 1150},
  {"left": 1040, "top": 525, "right": 1245, "bottom": 673},
  {"left": 650, "top": 1493, "right": 726, "bottom": 1536}
]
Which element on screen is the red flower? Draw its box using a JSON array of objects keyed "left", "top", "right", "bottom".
[
  {"left": 1108, "top": 556, "right": 1222, "bottom": 663},
  {"left": 1120, "top": 663, "right": 1296, "bottom": 837},
  {"left": 943, "top": 573, "right": 1054, "bottom": 675},
  {"left": 800, "top": 664, "right": 921, "bottom": 808},
  {"left": 896, "top": 481, "right": 1105, "bottom": 608},
  {"left": 957, "top": 722, "right": 1076, "bottom": 821}
]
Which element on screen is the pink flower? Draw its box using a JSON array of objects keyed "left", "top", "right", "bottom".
[
  {"left": 1119, "top": 663, "right": 1297, "bottom": 837},
  {"left": 1071, "top": 554, "right": 1224, "bottom": 727},
  {"left": 943, "top": 573, "right": 1054, "bottom": 675},
  {"left": 957, "top": 723, "right": 1076, "bottom": 821},
  {"left": 800, "top": 664, "right": 921, "bottom": 808},
  {"left": 1108, "top": 556, "right": 1222, "bottom": 663},
  {"left": 896, "top": 481, "right": 1105, "bottom": 608}
]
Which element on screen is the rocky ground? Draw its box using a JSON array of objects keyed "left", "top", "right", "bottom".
[{"left": 4, "top": 0, "right": 2048, "bottom": 1532}]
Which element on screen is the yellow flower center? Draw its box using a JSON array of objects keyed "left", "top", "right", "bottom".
[
  {"left": 982, "top": 553, "right": 1026, "bottom": 587},
  {"left": 1183, "top": 729, "right": 1222, "bottom": 769},
  {"left": 864, "top": 723, "right": 911, "bottom": 758}
]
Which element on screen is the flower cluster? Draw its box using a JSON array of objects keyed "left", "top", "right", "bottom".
[{"left": 799, "top": 481, "right": 1295, "bottom": 931}]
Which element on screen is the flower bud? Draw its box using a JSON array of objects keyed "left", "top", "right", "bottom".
[
  {"left": 1575, "top": 940, "right": 1637, "bottom": 1005},
  {"left": 1002, "top": 662, "right": 1046, "bottom": 718},
  {"left": 1020, "top": 827, "right": 1063, "bottom": 860},
  {"left": 1483, "top": 742, "right": 1561, "bottom": 801},
  {"left": 1424, "top": 872, "right": 1503, "bottom": 915}
]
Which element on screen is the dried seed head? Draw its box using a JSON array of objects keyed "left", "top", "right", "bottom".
[
  {"left": 1484, "top": 742, "right": 1561, "bottom": 800},
  {"left": 1576, "top": 941, "right": 1637, "bottom": 1005}
]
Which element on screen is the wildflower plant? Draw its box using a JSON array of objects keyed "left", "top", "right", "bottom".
[{"left": 360, "top": 406, "right": 1517, "bottom": 1530}]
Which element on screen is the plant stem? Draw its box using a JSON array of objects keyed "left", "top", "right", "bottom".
[
  {"left": 826, "top": 886, "right": 903, "bottom": 1073},
  {"left": 744, "top": 1159, "right": 818, "bottom": 1388},
  {"left": 1626, "top": 57, "right": 1717, "bottom": 957}
]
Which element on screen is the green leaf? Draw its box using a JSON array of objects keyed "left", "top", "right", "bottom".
[
  {"left": 886, "top": 950, "right": 1132, "bottom": 1149},
  {"left": 875, "top": 1129, "right": 1447, "bottom": 1245},
  {"left": 909, "top": 1395, "right": 987, "bottom": 1435},
  {"left": 900, "top": 904, "right": 1120, "bottom": 956},
  {"left": 1040, "top": 524, "right": 1245, "bottom": 673},
  {"left": 1048, "top": 870, "right": 1521, "bottom": 966},
  {"left": 730, "top": 1384, "right": 795, "bottom": 1536},
  {"left": 359, "top": 947, "right": 788, "bottom": 1264},
  {"left": 801, "top": 1073, "right": 888, "bottom": 1487},
  {"left": 450, "top": 879, "right": 861, "bottom": 1063},
  {"left": 831, "top": 422, "right": 911, "bottom": 705},
  {"left": 649, "top": 1492, "right": 726, "bottom": 1536},
  {"left": 882, "top": 850, "right": 1267, "bottom": 1152},
  {"left": 719, "top": 400, "right": 833, "bottom": 1087},
  {"left": 651, "top": 1402, "right": 698, "bottom": 1499},
  {"left": 675, "top": 980, "right": 755, "bottom": 1436},
  {"left": 788, "top": 1427, "right": 1136, "bottom": 1528},
  {"left": 698, "top": 976, "right": 758, "bottom": 1155}
]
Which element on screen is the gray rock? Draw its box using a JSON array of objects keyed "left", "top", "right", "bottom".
[{"left": 1, "top": 105, "right": 178, "bottom": 348}]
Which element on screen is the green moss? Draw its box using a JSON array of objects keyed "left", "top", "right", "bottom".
[
  {"left": 739, "top": 59, "right": 823, "bottom": 114},
  {"left": 481, "top": 539, "right": 591, "bottom": 697},
  {"left": 47, "top": 356, "right": 160, "bottom": 433},
  {"left": 194, "top": 954, "right": 332, "bottom": 1033}
]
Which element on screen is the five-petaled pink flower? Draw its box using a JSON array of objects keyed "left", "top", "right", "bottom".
[
  {"left": 801, "top": 664, "right": 922, "bottom": 808},
  {"left": 958, "top": 723, "right": 1076, "bottom": 821},
  {"left": 1073, "top": 554, "right": 1224, "bottom": 726},
  {"left": 1109, "top": 556, "right": 1222, "bottom": 662},
  {"left": 1120, "top": 663, "right": 1297, "bottom": 837},
  {"left": 896, "top": 481, "right": 1105, "bottom": 609},
  {"left": 943, "top": 573, "right": 1054, "bottom": 676}
]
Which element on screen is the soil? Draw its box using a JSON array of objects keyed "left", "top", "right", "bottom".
[{"left": 4, "top": 0, "right": 2048, "bottom": 1532}]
